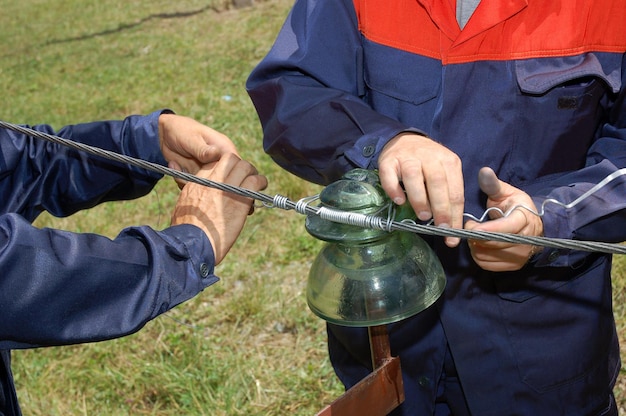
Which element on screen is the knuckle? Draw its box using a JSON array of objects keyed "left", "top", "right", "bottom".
[{"left": 449, "top": 190, "right": 465, "bottom": 205}]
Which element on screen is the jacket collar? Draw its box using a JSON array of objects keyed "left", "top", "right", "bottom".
[{"left": 417, "top": 0, "right": 528, "bottom": 44}]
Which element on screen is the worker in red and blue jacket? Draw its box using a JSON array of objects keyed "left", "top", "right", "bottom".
[
  {"left": 0, "top": 111, "right": 267, "bottom": 415},
  {"left": 247, "top": 0, "right": 626, "bottom": 414}
]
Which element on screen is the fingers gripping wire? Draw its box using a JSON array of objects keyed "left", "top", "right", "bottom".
[
  {"left": 0, "top": 120, "right": 625, "bottom": 255},
  {"left": 463, "top": 168, "right": 626, "bottom": 223}
]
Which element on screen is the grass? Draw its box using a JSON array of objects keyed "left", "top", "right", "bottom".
[
  {"left": 2, "top": 1, "right": 340, "bottom": 414},
  {"left": 0, "top": 0, "right": 624, "bottom": 414}
]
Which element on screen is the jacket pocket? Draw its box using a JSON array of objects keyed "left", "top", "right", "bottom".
[
  {"left": 362, "top": 37, "right": 441, "bottom": 107},
  {"left": 516, "top": 53, "right": 621, "bottom": 95},
  {"left": 494, "top": 255, "right": 615, "bottom": 392},
  {"left": 506, "top": 53, "right": 622, "bottom": 186}
]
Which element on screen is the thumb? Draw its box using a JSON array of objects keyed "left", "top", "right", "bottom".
[
  {"left": 477, "top": 167, "right": 520, "bottom": 222},
  {"left": 193, "top": 143, "right": 222, "bottom": 164},
  {"left": 478, "top": 167, "right": 503, "bottom": 199}
]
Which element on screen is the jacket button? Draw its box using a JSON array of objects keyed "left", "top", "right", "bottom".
[
  {"left": 418, "top": 375, "right": 431, "bottom": 388},
  {"left": 547, "top": 250, "right": 560, "bottom": 263},
  {"left": 362, "top": 145, "right": 375, "bottom": 157},
  {"left": 199, "top": 263, "right": 210, "bottom": 278}
]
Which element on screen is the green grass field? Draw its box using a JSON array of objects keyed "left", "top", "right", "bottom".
[{"left": 0, "top": 0, "right": 624, "bottom": 414}]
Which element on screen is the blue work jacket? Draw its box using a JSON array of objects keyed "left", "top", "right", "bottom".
[
  {"left": 0, "top": 110, "right": 217, "bottom": 415},
  {"left": 247, "top": 0, "right": 626, "bottom": 414}
]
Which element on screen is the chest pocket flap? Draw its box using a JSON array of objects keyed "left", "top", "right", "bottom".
[{"left": 516, "top": 52, "right": 622, "bottom": 95}]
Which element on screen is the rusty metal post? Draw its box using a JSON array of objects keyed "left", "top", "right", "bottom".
[
  {"left": 369, "top": 325, "right": 392, "bottom": 369},
  {"left": 316, "top": 325, "right": 404, "bottom": 416}
]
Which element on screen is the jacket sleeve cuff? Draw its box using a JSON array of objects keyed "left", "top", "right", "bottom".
[
  {"left": 161, "top": 223, "right": 219, "bottom": 288},
  {"left": 344, "top": 127, "right": 428, "bottom": 170},
  {"left": 128, "top": 109, "right": 175, "bottom": 168},
  {"left": 529, "top": 196, "right": 590, "bottom": 267}
]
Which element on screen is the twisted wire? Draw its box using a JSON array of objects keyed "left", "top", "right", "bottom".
[
  {"left": 464, "top": 168, "right": 626, "bottom": 222},
  {"left": 1, "top": 120, "right": 625, "bottom": 255}
]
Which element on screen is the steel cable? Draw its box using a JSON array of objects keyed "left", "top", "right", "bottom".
[{"left": 1, "top": 120, "right": 625, "bottom": 255}]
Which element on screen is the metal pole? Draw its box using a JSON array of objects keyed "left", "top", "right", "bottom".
[
  {"left": 369, "top": 325, "right": 392, "bottom": 369},
  {"left": 316, "top": 325, "right": 404, "bottom": 416}
]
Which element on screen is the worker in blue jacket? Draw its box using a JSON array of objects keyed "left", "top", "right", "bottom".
[
  {"left": 247, "top": 0, "right": 626, "bottom": 414},
  {"left": 0, "top": 110, "right": 267, "bottom": 415}
]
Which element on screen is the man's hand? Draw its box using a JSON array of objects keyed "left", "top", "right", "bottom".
[
  {"left": 378, "top": 132, "right": 464, "bottom": 247},
  {"left": 465, "top": 167, "right": 543, "bottom": 271},
  {"left": 170, "top": 153, "right": 268, "bottom": 265},
  {"left": 158, "top": 113, "right": 239, "bottom": 185}
]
